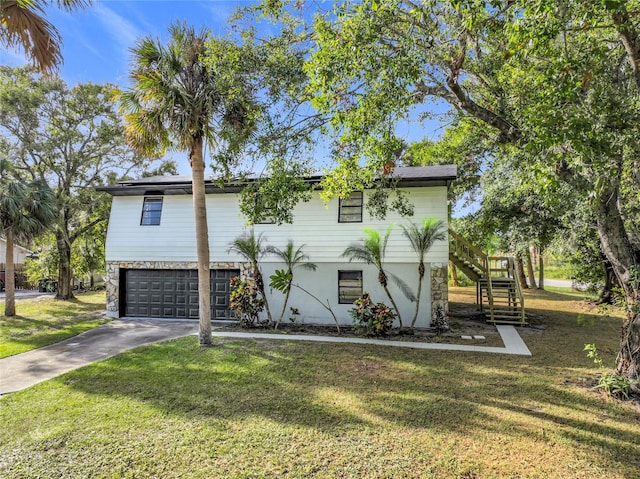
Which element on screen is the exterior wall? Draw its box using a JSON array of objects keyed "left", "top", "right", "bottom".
[
  {"left": 259, "top": 262, "right": 432, "bottom": 328},
  {"left": 104, "top": 186, "right": 450, "bottom": 326},
  {"left": 0, "top": 239, "right": 31, "bottom": 265},
  {"left": 104, "top": 187, "right": 449, "bottom": 264}
]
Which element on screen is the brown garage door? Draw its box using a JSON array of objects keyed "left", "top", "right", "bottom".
[{"left": 124, "top": 269, "right": 238, "bottom": 320}]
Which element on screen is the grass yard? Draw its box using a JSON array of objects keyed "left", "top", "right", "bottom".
[
  {"left": 1, "top": 287, "right": 639, "bottom": 478},
  {"left": 0, "top": 292, "right": 108, "bottom": 358}
]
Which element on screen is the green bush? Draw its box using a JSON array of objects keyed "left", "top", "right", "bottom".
[
  {"left": 350, "top": 292, "right": 396, "bottom": 337},
  {"left": 598, "top": 372, "right": 631, "bottom": 399},
  {"left": 230, "top": 277, "right": 266, "bottom": 328}
]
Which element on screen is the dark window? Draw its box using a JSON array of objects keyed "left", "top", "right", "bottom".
[
  {"left": 339, "top": 191, "right": 363, "bottom": 223},
  {"left": 141, "top": 197, "right": 163, "bottom": 225},
  {"left": 338, "top": 270, "right": 363, "bottom": 304}
]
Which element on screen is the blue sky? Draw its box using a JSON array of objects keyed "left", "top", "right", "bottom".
[{"left": 1, "top": 0, "right": 448, "bottom": 175}]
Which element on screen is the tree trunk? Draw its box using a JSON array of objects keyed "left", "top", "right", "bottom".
[
  {"left": 538, "top": 250, "right": 545, "bottom": 290},
  {"left": 526, "top": 249, "right": 537, "bottom": 289},
  {"left": 596, "top": 260, "right": 616, "bottom": 305},
  {"left": 4, "top": 227, "right": 16, "bottom": 316},
  {"left": 410, "top": 265, "right": 424, "bottom": 329},
  {"left": 515, "top": 253, "right": 528, "bottom": 289},
  {"left": 255, "top": 268, "right": 273, "bottom": 325},
  {"left": 275, "top": 286, "right": 292, "bottom": 328},
  {"left": 450, "top": 261, "right": 459, "bottom": 287},
  {"left": 56, "top": 229, "right": 74, "bottom": 300},
  {"left": 593, "top": 186, "right": 640, "bottom": 380},
  {"left": 191, "top": 138, "right": 212, "bottom": 346},
  {"left": 383, "top": 283, "right": 403, "bottom": 328}
]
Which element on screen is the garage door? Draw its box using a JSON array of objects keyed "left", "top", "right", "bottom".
[{"left": 124, "top": 269, "right": 239, "bottom": 320}]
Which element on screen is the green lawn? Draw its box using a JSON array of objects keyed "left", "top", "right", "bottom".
[
  {"left": 0, "top": 292, "right": 108, "bottom": 358},
  {"left": 1, "top": 288, "right": 638, "bottom": 478}
]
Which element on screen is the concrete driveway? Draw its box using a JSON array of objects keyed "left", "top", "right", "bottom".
[
  {"left": 0, "top": 319, "right": 198, "bottom": 396},
  {"left": 0, "top": 290, "right": 55, "bottom": 300}
]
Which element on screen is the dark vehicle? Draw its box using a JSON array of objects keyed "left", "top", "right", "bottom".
[
  {"left": 38, "top": 278, "right": 58, "bottom": 293},
  {"left": 0, "top": 271, "right": 4, "bottom": 292}
]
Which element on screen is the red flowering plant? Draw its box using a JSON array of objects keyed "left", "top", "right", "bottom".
[{"left": 350, "top": 292, "right": 396, "bottom": 337}]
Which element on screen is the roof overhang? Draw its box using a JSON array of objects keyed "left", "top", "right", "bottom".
[{"left": 96, "top": 165, "right": 457, "bottom": 197}]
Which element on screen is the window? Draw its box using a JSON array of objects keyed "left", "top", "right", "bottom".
[
  {"left": 338, "top": 270, "right": 363, "bottom": 304},
  {"left": 338, "top": 191, "right": 363, "bottom": 223},
  {"left": 140, "top": 197, "right": 163, "bottom": 225}
]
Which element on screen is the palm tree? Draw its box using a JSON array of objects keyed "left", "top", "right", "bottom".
[
  {"left": 0, "top": 1, "right": 91, "bottom": 73},
  {"left": 341, "top": 226, "right": 415, "bottom": 328},
  {"left": 121, "top": 23, "right": 254, "bottom": 346},
  {"left": 228, "top": 230, "right": 274, "bottom": 325},
  {"left": 0, "top": 160, "right": 56, "bottom": 316},
  {"left": 268, "top": 240, "right": 317, "bottom": 328},
  {"left": 401, "top": 218, "right": 446, "bottom": 328}
]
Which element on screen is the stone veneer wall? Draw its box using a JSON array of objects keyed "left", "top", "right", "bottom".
[
  {"left": 105, "top": 261, "right": 251, "bottom": 317},
  {"left": 430, "top": 262, "right": 449, "bottom": 322}
]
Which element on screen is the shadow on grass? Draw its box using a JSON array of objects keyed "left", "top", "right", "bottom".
[{"left": 60, "top": 335, "right": 640, "bottom": 477}]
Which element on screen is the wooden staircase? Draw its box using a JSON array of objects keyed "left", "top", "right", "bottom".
[{"left": 449, "top": 230, "right": 526, "bottom": 325}]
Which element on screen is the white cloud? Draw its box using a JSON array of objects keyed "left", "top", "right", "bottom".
[{"left": 92, "top": 2, "right": 142, "bottom": 52}]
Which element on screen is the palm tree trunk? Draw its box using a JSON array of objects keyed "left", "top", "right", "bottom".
[
  {"left": 516, "top": 253, "right": 529, "bottom": 289},
  {"left": 383, "top": 284, "right": 403, "bottom": 328},
  {"left": 275, "top": 282, "right": 292, "bottom": 329},
  {"left": 191, "top": 138, "right": 212, "bottom": 346},
  {"left": 4, "top": 227, "right": 16, "bottom": 316},
  {"left": 256, "top": 271, "right": 274, "bottom": 325},
  {"left": 450, "top": 261, "right": 459, "bottom": 287},
  {"left": 412, "top": 275, "right": 424, "bottom": 329}
]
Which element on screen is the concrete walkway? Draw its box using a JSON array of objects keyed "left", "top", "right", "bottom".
[
  {"left": 0, "top": 322, "right": 530, "bottom": 397},
  {"left": 212, "top": 325, "right": 532, "bottom": 356}
]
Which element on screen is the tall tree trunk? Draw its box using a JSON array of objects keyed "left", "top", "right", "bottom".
[
  {"left": 450, "top": 260, "right": 459, "bottom": 287},
  {"left": 526, "top": 249, "right": 537, "bottom": 289},
  {"left": 596, "top": 260, "right": 616, "bottom": 305},
  {"left": 538, "top": 250, "right": 545, "bottom": 290},
  {"left": 594, "top": 186, "right": 640, "bottom": 380},
  {"left": 4, "top": 227, "right": 16, "bottom": 316},
  {"left": 410, "top": 262, "right": 424, "bottom": 329},
  {"left": 382, "top": 283, "right": 404, "bottom": 328},
  {"left": 254, "top": 268, "right": 273, "bottom": 325},
  {"left": 515, "top": 253, "right": 528, "bottom": 289},
  {"left": 191, "top": 138, "right": 212, "bottom": 346},
  {"left": 56, "top": 229, "right": 74, "bottom": 300}
]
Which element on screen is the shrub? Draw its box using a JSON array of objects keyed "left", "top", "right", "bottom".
[
  {"left": 432, "top": 303, "right": 450, "bottom": 335},
  {"left": 598, "top": 372, "right": 631, "bottom": 399},
  {"left": 350, "top": 292, "right": 396, "bottom": 337},
  {"left": 584, "top": 343, "right": 632, "bottom": 399},
  {"left": 230, "top": 277, "right": 266, "bottom": 328}
]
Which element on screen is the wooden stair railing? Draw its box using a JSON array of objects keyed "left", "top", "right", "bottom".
[
  {"left": 448, "top": 230, "right": 487, "bottom": 282},
  {"left": 449, "top": 229, "right": 526, "bottom": 325}
]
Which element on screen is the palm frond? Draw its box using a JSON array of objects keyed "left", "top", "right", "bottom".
[
  {"left": 0, "top": 0, "right": 91, "bottom": 73},
  {"left": 341, "top": 244, "right": 375, "bottom": 264},
  {"left": 228, "top": 229, "right": 267, "bottom": 264},
  {"left": 389, "top": 272, "right": 416, "bottom": 303}
]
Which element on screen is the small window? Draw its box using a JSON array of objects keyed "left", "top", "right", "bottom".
[
  {"left": 338, "top": 270, "right": 363, "bottom": 304},
  {"left": 140, "top": 197, "right": 163, "bottom": 225},
  {"left": 258, "top": 208, "right": 276, "bottom": 224},
  {"left": 339, "top": 191, "right": 363, "bottom": 223}
]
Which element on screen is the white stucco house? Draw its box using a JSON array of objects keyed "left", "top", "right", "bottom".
[{"left": 98, "top": 165, "right": 456, "bottom": 328}]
